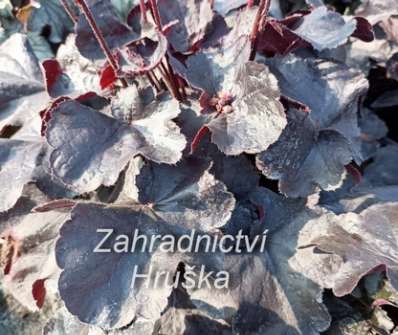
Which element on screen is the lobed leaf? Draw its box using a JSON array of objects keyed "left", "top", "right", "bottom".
[{"left": 45, "top": 93, "right": 186, "bottom": 193}]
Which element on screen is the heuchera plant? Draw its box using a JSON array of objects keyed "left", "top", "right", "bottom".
[{"left": 1, "top": 0, "right": 398, "bottom": 334}]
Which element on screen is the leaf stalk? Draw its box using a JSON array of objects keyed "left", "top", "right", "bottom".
[
  {"left": 249, "top": 0, "right": 271, "bottom": 61},
  {"left": 74, "top": 0, "right": 128, "bottom": 87}
]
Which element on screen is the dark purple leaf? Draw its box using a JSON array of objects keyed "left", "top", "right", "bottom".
[
  {"left": 180, "top": 188, "right": 331, "bottom": 335},
  {"left": 45, "top": 93, "right": 186, "bottom": 193},
  {"left": 55, "top": 203, "right": 182, "bottom": 329},
  {"left": 134, "top": 157, "right": 236, "bottom": 231},
  {"left": 371, "top": 88, "right": 398, "bottom": 108},
  {"left": 361, "top": 144, "right": 398, "bottom": 188},
  {"left": 319, "top": 144, "right": 398, "bottom": 215},
  {"left": 171, "top": 34, "right": 251, "bottom": 96},
  {"left": 387, "top": 52, "right": 398, "bottom": 81},
  {"left": 257, "top": 19, "right": 310, "bottom": 56},
  {"left": 358, "top": 107, "right": 388, "bottom": 160},
  {"left": 75, "top": 0, "right": 139, "bottom": 59},
  {"left": 257, "top": 56, "right": 368, "bottom": 197},
  {"left": 26, "top": 0, "right": 74, "bottom": 44}
]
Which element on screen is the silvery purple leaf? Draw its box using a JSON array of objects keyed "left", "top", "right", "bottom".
[
  {"left": 207, "top": 62, "right": 286, "bottom": 155},
  {"left": 45, "top": 94, "right": 186, "bottom": 193},
  {"left": 56, "top": 34, "right": 102, "bottom": 95},
  {"left": 0, "top": 139, "right": 42, "bottom": 212},
  {"left": 319, "top": 143, "right": 398, "bottom": 214},
  {"left": 293, "top": 6, "right": 357, "bottom": 51},
  {"left": 0, "top": 33, "right": 49, "bottom": 131},
  {"left": 43, "top": 308, "right": 106, "bottom": 335},
  {"left": 380, "top": 17, "right": 398, "bottom": 44},
  {"left": 257, "top": 56, "right": 368, "bottom": 197},
  {"left": 158, "top": 285, "right": 231, "bottom": 334},
  {"left": 109, "top": 85, "right": 142, "bottom": 123},
  {"left": 0, "top": 34, "right": 43, "bottom": 104},
  {"left": 355, "top": 0, "right": 398, "bottom": 24},
  {"left": 361, "top": 144, "right": 398, "bottom": 188},
  {"left": 322, "top": 185, "right": 398, "bottom": 216},
  {"left": 300, "top": 202, "right": 398, "bottom": 297},
  {"left": 358, "top": 108, "right": 388, "bottom": 160},
  {"left": 173, "top": 35, "right": 251, "bottom": 96},
  {"left": 212, "top": 0, "right": 247, "bottom": 16},
  {"left": 135, "top": 157, "right": 236, "bottom": 231},
  {"left": 111, "top": 0, "right": 140, "bottom": 23},
  {"left": 108, "top": 321, "right": 156, "bottom": 335},
  {"left": 157, "top": 0, "right": 214, "bottom": 53},
  {"left": 224, "top": 6, "right": 257, "bottom": 42},
  {"left": 179, "top": 58, "right": 286, "bottom": 156},
  {"left": 346, "top": 38, "right": 396, "bottom": 75},
  {"left": 26, "top": 0, "right": 74, "bottom": 44},
  {"left": 1, "top": 207, "right": 69, "bottom": 310},
  {"left": 75, "top": 0, "right": 139, "bottom": 59},
  {"left": 182, "top": 188, "right": 330, "bottom": 335},
  {"left": 54, "top": 159, "right": 235, "bottom": 329},
  {"left": 55, "top": 203, "right": 183, "bottom": 329},
  {"left": 256, "top": 109, "right": 353, "bottom": 197},
  {"left": 0, "top": 184, "right": 48, "bottom": 233},
  {"left": 119, "top": 34, "right": 168, "bottom": 75},
  {"left": 265, "top": 56, "right": 368, "bottom": 132},
  {"left": 305, "top": 0, "right": 324, "bottom": 6}
]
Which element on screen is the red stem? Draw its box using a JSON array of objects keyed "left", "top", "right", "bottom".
[
  {"left": 165, "top": 55, "right": 182, "bottom": 95},
  {"left": 249, "top": 0, "right": 270, "bottom": 61},
  {"left": 74, "top": 0, "right": 128, "bottom": 87},
  {"left": 190, "top": 125, "right": 210, "bottom": 154},
  {"left": 159, "top": 62, "right": 181, "bottom": 100},
  {"left": 147, "top": 0, "right": 183, "bottom": 99},
  {"left": 178, "top": 77, "right": 187, "bottom": 99},
  {"left": 139, "top": 0, "right": 148, "bottom": 23},
  {"left": 148, "top": 0, "right": 162, "bottom": 29},
  {"left": 60, "top": 0, "right": 78, "bottom": 24},
  {"left": 150, "top": 70, "right": 164, "bottom": 90},
  {"left": 146, "top": 72, "right": 162, "bottom": 93}
]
